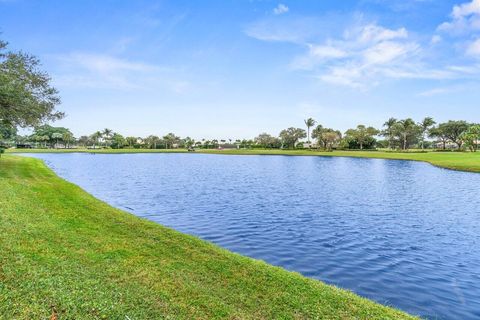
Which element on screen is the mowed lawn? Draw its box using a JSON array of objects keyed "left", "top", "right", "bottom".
[
  {"left": 9, "top": 147, "right": 480, "bottom": 173},
  {"left": 0, "top": 155, "right": 416, "bottom": 319}
]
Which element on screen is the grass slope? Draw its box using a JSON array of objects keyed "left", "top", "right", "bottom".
[
  {"left": 8, "top": 147, "right": 480, "bottom": 173},
  {"left": 0, "top": 155, "right": 416, "bottom": 319}
]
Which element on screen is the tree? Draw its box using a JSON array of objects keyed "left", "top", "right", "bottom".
[
  {"left": 419, "top": 117, "right": 435, "bottom": 150},
  {"left": 392, "top": 118, "right": 420, "bottom": 150},
  {"left": 429, "top": 126, "right": 449, "bottom": 150},
  {"left": 90, "top": 131, "right": 103, "bottom": 149},
  {"left": 254, "top": 133, "right": 281, "bottom": 149},
  {"left": 110, "top": 133, "right": 126, "bottom": 149},
  {"left": 0, "top": 147, "right": 4, "bottom": 158},
  {"left": 62, "top": 132, "right": 75, "bottom": 148},
  {"left": 125, "top": 136, "right": 138, "bottom": 148},
  {"left": 382, "top": 117, "right": 397, "bottom": 149},
  {"left": 0, "top": 39, "right": 63, "bottom": 128},
  {"left": 102, "top": 128, "right": 113, "bottom": 148},
  {"left": 183, "top": 137, "right": 195, "bottom": 148},
  {"left": 52, "top": 132, "right": 63, "bottom": 148},
  {"left": 144, "top": 135, "right": 160, "bottom": 149},
  {"left": 322, "top": 130, "right": 342, "bottom": 150},
  {"left": 439, "top": 120, "right": 470, "bottom": 149},
  {"left": 163, "top": 133, "right": 180, "bottom": 149},
  {"left": 77, "top": 135, "right": 90, "bottom": 148},
  {"left": 312, "top": 125, "right": 341, "bottom": 149},
  {"left": 344, "top": 125, "right": 379, "bottom": 150},
  {"left": 32, "top": 125, "right": 73, "bottom": 148},
  {"left": 0, "top": 121, "right": 17, "bottom": 142},
  {"left": 304, "top": 118, "right": 316, "bottom": 143},
  {"left": 279, "top": 127, "right": 306, "bottom": 149},
  {"left": 460, "top": 125, "right": 480, "bottom": 152}
]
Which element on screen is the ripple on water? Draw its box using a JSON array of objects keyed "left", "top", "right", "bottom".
[{"left": 23, "top": 153, "right": 480, "bottom": 320}]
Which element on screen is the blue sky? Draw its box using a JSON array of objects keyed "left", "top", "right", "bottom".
[{"left": 1, "top": 0, "right": 479, "bottom": 138}]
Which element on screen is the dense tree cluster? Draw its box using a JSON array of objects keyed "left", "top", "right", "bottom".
[{"left": 2, "top": 117, "right": 479, "bottom": 152}]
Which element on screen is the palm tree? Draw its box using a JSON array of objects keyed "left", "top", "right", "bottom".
[
  {"left": 91, "top": 131, "right": 102, "bottom": 149},
  {"left": 383, "top": 117, "right": 397, "bottom": 149},
  {"left": 395, "top": 119, "right": 418, "bottom": 150},
  {"left": 304, "top": 118, "right": 316, "bottom": 143},
  {"left": 62, "top": 132, "right": 74, "bottom": 149},
  {"left": 102, "top": 128, "right": 113, "bottom": 148},
  {"left": 419, "top": 117, "right": 435, "bottom": 150}
]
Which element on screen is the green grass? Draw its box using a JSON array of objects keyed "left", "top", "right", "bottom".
[
  {"left": 8, "top": 147, "right": 480, "bottom": 173},
  {"left": 0, "top": 155, "right": 416, "bottom": 319}
]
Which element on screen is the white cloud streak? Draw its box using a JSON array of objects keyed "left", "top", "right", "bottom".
[
  {"left": 52, "top": 53, "right": 191, "bottom": 93},
  {"left": 273, "top": 4, "right": 289, "bottom": 15},
  {"left": 438, "top": 0, "right": 480, "bottom": 34}
]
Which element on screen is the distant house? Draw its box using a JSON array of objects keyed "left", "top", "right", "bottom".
[
  {"left": 16, "top": 143, "right": 33, "bottom": 149},
  {"left": 303, "top": 142, "right": 317, "bottom": 149},
  {"left": 434, "top": 142, "right": 458, "bottom": 149}
]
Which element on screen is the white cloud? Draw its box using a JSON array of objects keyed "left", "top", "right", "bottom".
[
  {"left": 352, "top": 24, "right": 408, "bottom": 43},
  {"left": 363, "top": 41, "right": 417, "bottom": 65},
  {"left": 431, "top": 35, "right": 442, "bottom": 44},
  {"left": 291, "top": 44, "right": 348, "bottom": 69},
  {"left": 273, "top": 4, "right": 289, "bottom": 15},
  {"left": 309, "top": 44, "right": 348, "bottom": 59},
  {"left": 51, "top": 53, "right": 190, "bottom": 93},
  {"left": 247, "top": 9, "right": 480, "bottom": 89},
  {"left": 60, "top": 53, "right": 158, "bottom": 74},
  {"left": 289, "top": 23, "right": 423, "bottom": 87},
  {"left": 418, "top": 87, "right": 453, "bottom": 97},
  {"left": 438, "top": 0, "right": 480, "bottom": 34},
  {"left": 467, "top": 38, "right": 480, "bottom": 56},
  {"left": 452, "top": 0, "right": 480, "bottom": 18}
]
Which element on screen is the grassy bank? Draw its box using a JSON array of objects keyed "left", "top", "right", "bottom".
[
  {"left": 0, "top": 155, "right": 415, "bottom": 319},
  {"left": 8, "top": 147, "right": 480, "bottom": 173}
]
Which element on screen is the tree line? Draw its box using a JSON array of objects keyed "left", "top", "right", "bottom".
[
  {"left": 2, "top": 116, "right": 479, "bottom": 152},
  {"left": 1, "top": 38, "right": 479, "bottom": 153}
]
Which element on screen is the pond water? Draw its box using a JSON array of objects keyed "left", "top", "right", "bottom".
[{"left": 24, "top": 153, "right": 480, "bottom": 319}]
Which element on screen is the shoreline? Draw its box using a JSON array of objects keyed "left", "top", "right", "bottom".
[
  {"left": 8, "top": 148, "right": 480, "bottom": 174},
  {"left": 0, "top": 154, "right": 416, "bottom": 319}
]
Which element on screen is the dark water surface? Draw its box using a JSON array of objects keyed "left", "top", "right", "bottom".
[{"left": 24, "top": 153, "right": 480, "bottom": 319}]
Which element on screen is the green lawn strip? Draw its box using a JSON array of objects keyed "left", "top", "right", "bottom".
[
  {"left": 8, "top": 147, "right": 480, "bottom": 173},
  {"left": 0, "top": 155, "right": 416, "bottom": 319}
]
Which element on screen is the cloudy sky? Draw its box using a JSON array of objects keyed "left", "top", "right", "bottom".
[{"left": 1, "top": 0, "right": 479, "bottom": 138}]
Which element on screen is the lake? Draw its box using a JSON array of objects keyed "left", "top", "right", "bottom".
[{"left": 24, "top": 153, "right": 480, "bottom": 319}]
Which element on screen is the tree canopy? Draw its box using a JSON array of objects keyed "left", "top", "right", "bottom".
[
  {"left": 344, "top": 125, "right": 379, "bottom": 150},
  {"left": 0, "top": 39, "right": 63, "bottom": 129},
  {"left": 279, "top": 127, "right": 306, "bottom": 149}
]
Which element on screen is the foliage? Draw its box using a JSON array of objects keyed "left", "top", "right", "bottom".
[
  {"left": 304, "top": 118, "right": 316, "bottom": 143},
  {"left": 279, "top": 127, "right": 306, "bottom": 149},
  {"left": 144, "top": 135, "right": 161, "bottom": 149},
  {"left": 418, "top": 117, "right": 436, "bottom": 150},
  {"left": 102, "top": 128, "right": 113, "bottom": 147},
  {"left": 254, "top": 133, "right": 281, "bottom": 148},
  {"left": 433, "top": 120, "right": 470, "bottom": 149},
  {"left": 110, "top": 133, "right": 126, "bottom": 149},
  {"left": 0, "top": 39, "right": 63, "bottom": 128},
  {"left": 460, "top": 125, "right": 480, "bottom": 152},
  {"left": 312, "top": 125, "right": 342, "bottom": 150},
  {"left": 163, "top": 133, "right": 181, "bottom": 149},
  {"left": 0, "top": 121, "right": 17, "bottom": 142},
  {"left": 392, "top": 118, "right": 421, "bottom": 150},
  {"left": 344, "top": 125, "right": 379, "bottom": 150},
  {"left": 31, "top": 125, "right": 74, "bottom": 148},
  {"left": 382, "top": 117, "right": 397, "bottom": 149}
]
